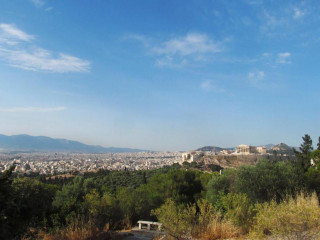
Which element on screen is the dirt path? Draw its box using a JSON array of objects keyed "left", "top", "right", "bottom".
[{"left": 120, "top": 229, "right": 164, "bottom": 240}]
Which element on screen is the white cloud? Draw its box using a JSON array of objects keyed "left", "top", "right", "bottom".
[
  {"left": 153, "top": 33, "right": 222, "bottom": 67},
  {"left": 262, "top": 52, "right": 271, "bottom": 57},
  {"left": 248, "top": 71, "right": 265, "bottom": 85},
  {"left": 30, "top": 0, "right": 45, "bottom": 8},
  {"left": 0, "top": 23, "right": 90, "bottom": 73},
  {"left": 200, "top": 80, "right": 225, "bottom": 92},
  {"left": 0, "top": 23, "right": 34, "bottom": 44},
  {"left": 0, "top": 106, "right": 66, "bottom": 113},
  {"left": 200, "top": 80, "right": 213, "bottom": 91},
  {"left": 123, "top": 34, "right": 150, "bottom": 47},
  {"left": 2, "top": 48, "right": 90, "bottom": 72},
  {"left": 293, "top": 7, "right": 306, "bottom": 19},
  {"left": 277, "top": 52, "right": 291, "bottom": 64},
  {"left": 124, "top": 32, "right": 223, "bottom": 67},
  {"left": 153, "top": 33, "right": 221, "bottom": 56}
]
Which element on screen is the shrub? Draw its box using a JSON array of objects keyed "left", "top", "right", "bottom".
[
  {"left": 250, "top": 192, "right": 320, "bottom": 240},
  {"left": 193, "top": 199, "right": 242, "bottom": 240},
  {"left": 197, "top": 216, "right": 242, "bottom": 240},
  {"left": 152, "top": 199, "right": 196, "bottom": 239},
  {"left": 222, "top": 193, "right": 255, "bottom": 233},
  {"left": 153, "top": 198, "right": 242, "bottom": 240}
]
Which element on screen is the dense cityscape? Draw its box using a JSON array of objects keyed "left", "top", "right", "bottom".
[{"left": 0, "top": 151, "right": 182, "bottom": 174}]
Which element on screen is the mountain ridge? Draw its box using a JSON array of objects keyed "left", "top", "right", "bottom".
[{"left": 0, "top": 134, "right": 145, "bottom": 153}]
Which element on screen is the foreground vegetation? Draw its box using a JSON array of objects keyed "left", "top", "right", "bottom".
[{"left": 1, "top": 134, "right": 320, "bottom": 239}]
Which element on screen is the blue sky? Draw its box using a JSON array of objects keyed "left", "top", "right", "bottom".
[{"left": 0, "top": 0, "right": 319, "bottom": 150}]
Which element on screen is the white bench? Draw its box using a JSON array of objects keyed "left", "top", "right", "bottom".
[{"left": 137, "top": 220, "right": 162, "bottom": 231}]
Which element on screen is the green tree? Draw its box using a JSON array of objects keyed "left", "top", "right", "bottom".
[
  {"left": 294, "top": 134, "right": 313, "bottom": 172},
  {"left": 305, "top": 167, "right": 320, "bottom": 196},
  {"left": 11, "top": 178, "right": 57, "bottom": 232},
  {"left": 206, "top": 169, "right": 237, "bottom": 209},
  {"left": 236, "top": 160, "right": 300, "bottom": 203},
  {"left": 311, "top": 150, "right": 320, "bottom": 166},
  {"left": 0, "top": 165, "right": 16, "bottom": 239},
  {"left": 84, "top": 189, "right": 115, "bottom": 229},
  {"left": 317, "top": 136, "right": 320, "bottom": 150},
  {"left": 52, "top": 176, "right": 85, "bottom": 227}
]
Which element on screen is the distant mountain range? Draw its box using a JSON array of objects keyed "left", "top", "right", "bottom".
[{"left": 0, "top": 134, "right": 145, "bottom": 153}]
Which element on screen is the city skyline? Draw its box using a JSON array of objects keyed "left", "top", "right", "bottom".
[{"left": 1, "top": 0, "right": 320, "bottom": 151}]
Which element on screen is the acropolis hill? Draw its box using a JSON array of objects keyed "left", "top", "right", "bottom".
[{"left": 181, "top": 143, "right": 295, "bottom": 168}]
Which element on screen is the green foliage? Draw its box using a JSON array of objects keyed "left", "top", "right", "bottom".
[
  {"left": 305, "top": 167, "right": 320, "bottom": 196},
  {"left": 207, "top": 164, "right": 223, "bottom": 172},
  {"left": 294, "top": 134, "right": 314, "bottom": 173},
  {"left": 221, "top": 193, "right": 255, "bottom": 232},
  {"left": 0, "top": 165, "right": 16, "bottom": 239},
  {"left": 0, "top": 166, "right": 57, "bottom": 240},
  {"left": 196, "top": 199, "right": 216, "bottom": 234},
  {"left": 12, "top": 177, "right": 57, "bottom": 225},
  {"left": 236, "top": 160, "right": 300, "bottom": 202},
  {"left": 152, "top": 198, "right": 197, "bottom": 239},
  {"left": 52, "top": 176, "right": 85, "bottom": 227},
  {"left": 153, "top": 198, "right": 242, "bottom": 240},
  {"left": 206, "top": 169, "right": 237, "bottom": 205},
  {"left": 311, "top": 149, "right": 320, "bottom": 165},
  {"left": 124, "top": 169, "right": 204, "bottom": 224},
  {"left": 250, "top": 192, "right": 320, "bottom": 240},
  {"left": 83, "top": 189, "right": 115, "bottom": 229}
]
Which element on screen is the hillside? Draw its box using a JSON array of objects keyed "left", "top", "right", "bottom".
[
  {"left": 268, "top": 142, "right": 294, "bottom": 155},
  {"left": 196, "top": 146, "right": 234, "bottom": 152},
  {"left": 0, "top": 134, "right": 144, "bottom": 153}
]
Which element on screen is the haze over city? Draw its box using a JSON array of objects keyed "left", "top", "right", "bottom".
[{"left": 0, "top": 0, "right": 319, "bottom": 151}]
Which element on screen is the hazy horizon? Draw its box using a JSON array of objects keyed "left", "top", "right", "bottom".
[{"left": 1, "top": 0, "right": 319, "bottom": 151}]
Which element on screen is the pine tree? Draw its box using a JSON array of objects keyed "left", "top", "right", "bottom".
[
  {"left": 300, "top": 134, "right": 313, "bottom": 154},
  {"left": 317, "top": 136, "right": 320, "bottom": 150},
  {"left": 295, "top": 134, "right": 313, "bottom": 172}
]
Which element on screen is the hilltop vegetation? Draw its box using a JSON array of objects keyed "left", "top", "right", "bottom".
[{"left": 0, "top": 134, "right": 320, "bottom": 239}]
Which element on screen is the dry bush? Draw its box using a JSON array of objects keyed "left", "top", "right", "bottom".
[
  {"left": 250, "top": 192, "right": 320, "bottom": 240},
  {"left": 195, "top": 215, "right": 242, "bottom": 240},
  {"left": 31, "top": 218, "right": 102, "bottom": 240},
  {"left": 192, "top": 200, "right": 242, "bottom": 240}
]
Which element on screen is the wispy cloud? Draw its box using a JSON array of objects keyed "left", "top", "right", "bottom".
[
  {"left": 0, "top": 106, "right": 66, "bottom": 113},
  {"left": 277, "top": 52, "right": 291, "bottom": 64},
  {"left": 153, "top": 33, "right": 221, "bottom": 56},
  {"left": 200, "top": 80, "right": 213, "bottom": 91},
  {"left": 248, "top": 70, "right": 265, "bottom": 86},
  {"left": 123, "top": 34, "right": 151, "bottom": 47},
  {"left": 30, "top": 0, "right": 45, "bottom": 8},
  {"left": 293, "top": 7, "right": 306, "bottom": 19},
  {"left": 125, "top": 32, "right": 223, "bottom": 67},
  {"left": 0, "top": 23, "right": 34, "bottom": 44},
  {"left": 0, "top": 23, "right": 90, "bottom": 72},
  {"left": 2, "top": 48, "right": 90, "bottom": 72},
  {"left": 200, "top": 80, "right": 225, "bottom": 93}
]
